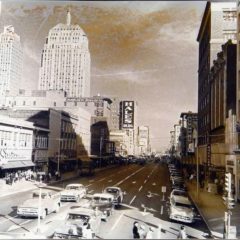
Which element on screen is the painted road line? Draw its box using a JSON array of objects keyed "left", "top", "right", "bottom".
[
  {"left": 108, "top": 180, "right": 112, "bottom": 182},
  {"left": 160, "top": 205, "right": 163, "bottom": 215},
  {"left": 132, "top": 181, "right": 136, "bottom": 184},
  {"left": 114, "top": 167, "right": 144, "bottom": 186},
  {"left": 19, "top": 219, "right": 32, "bottom": 226},
  {"left": 0, "top": 214, "right": 18, "bottom": 225},
  {"left": 98, "top": 178, "right": 106, "bottom": 182},
  {"left": 138, "top": 186, "right": 143, "bottom": 192},
  {"left": 111, "top": 213, "right": 123, "bottom": 231},
  {"left": 89, "top": 180, "right": 95, "bottom": 183},
  {"left": 86, "top": 184, "right": 92, "bottom": 187},
  {"left": 129, "top": 195, "right": 136, "bottom": 205},
  {"left": 144, "top": 180, "right": 147, "bottom": 184}
]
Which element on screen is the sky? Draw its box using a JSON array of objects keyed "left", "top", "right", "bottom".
[{"left": 0, "top": 1, "right": 206, "bottom": 152}]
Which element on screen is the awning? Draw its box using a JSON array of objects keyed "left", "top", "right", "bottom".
[{"left": 1, "top": 160, "right": 35, "bottom": 169}]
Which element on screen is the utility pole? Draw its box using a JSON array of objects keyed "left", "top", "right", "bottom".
[{"left": 99, "top": 136, "right": 103, "bottom": 168}]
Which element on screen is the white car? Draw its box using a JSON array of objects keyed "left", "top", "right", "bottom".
[
  {"left": 61, "top": 184, "right": 87, "bottom": 202},
  {"left": 17, "top": 189, "right": 61, "bottom": 219},
  {"left": 53, "top": 208, "right": 102, "bottom": 239},
  {"left": 103, "top": 187, "right": 124, "bottom": 207},
  {"left": 169, "top": 190, "right": 195, "bottom": 223}
]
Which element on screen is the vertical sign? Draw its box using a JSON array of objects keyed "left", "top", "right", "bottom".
[{"left": 122, "top": 101, "right": 134, "bottom": 128}]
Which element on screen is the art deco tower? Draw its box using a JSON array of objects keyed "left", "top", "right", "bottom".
[
  {"left": 39, "top": 11, "right": 90, "bottom": 98},
  {"left": 0, "top": 25, "right": 23, "bottom": 97}
]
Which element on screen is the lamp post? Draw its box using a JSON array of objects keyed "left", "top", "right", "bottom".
[{"left": 36, "top": 175, "right": 42, "bottom": 233}]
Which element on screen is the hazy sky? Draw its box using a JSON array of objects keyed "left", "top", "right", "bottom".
[{"left": 0, "top": 1, "right": 206, "bottom": 152}]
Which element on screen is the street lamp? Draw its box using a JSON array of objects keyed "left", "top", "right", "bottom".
[{"left": 36, "top": 175, "right": 42, "bottom": 233}]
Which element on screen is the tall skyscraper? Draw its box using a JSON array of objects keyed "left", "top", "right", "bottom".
[
  {"left": 38, "top": 11, "right": 90, "bottom": 98},
  {"left": 0, "top": 25, "right": 23, "bottom": 97}
]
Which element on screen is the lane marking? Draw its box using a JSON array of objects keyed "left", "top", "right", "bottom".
[
  {"left": 98, "top": 178, "right": 106, "bottom": 182},
  {"left": 138, "top": 186, "right": 143, "bottom": 192},
  {"left": 160, "top": 205, "right": 163, "bottom": 215},
  {"left": 0, "top": 215, "right": 18, "bottom": 225},
  {"left": 108, "top": 180, "right": 112, "bottom": 183},
  {"left": 132, "top": 181, "right": 136, "bottom": 184},
  {"left": 111, "top": 213, "right": 123, "bottom": 231},
  {"left": 89, "top": 180, "right": 94, "bottom": 183},
  {"left": 130, "top": 195, "right": 136, "bottom": 205},
  {"left": 144, "top": 180, "right": 147, "bottom": 184},
  {"left": 19, "top": 219, "right": 31, "bottom": 226},
  {"left": 114, "top": 167, "right": 144, "bottom": 186},
  {"left": 86, "top": 184, "right": 92, "bottom": 187}
]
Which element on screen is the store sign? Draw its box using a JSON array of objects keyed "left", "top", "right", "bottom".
[
  {"left": 0, "top": 149, "right": 30, "bottom": 163},
  {"left": 122, "top": 101, "right": 134, "bottom": 128}
]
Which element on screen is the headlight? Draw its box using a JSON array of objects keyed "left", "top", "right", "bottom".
[{"left": 103, "top": 210, "right": 107, "bottom": 214}]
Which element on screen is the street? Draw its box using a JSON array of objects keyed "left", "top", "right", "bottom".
[{"left": 0, "top": 162, "right": 210, "bottom": 238}]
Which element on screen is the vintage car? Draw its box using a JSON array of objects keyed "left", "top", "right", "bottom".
[
  {"left": 60, "top": 184, "right": 87, "bottom": 202},
  {"left": 103, "top": 186, "right": 124, "bottom": 207},
  {"left": 17, "top": 189, "right": 61, "bottom": 219},
  {"left": 168, "top": 190, "right": 195, "bottom": 223},
  {"left": 90, "top": 193, "right": 114, "bottom": 221},
  {"left": 53, "top": 208, "right": 102, "bottom": 239}
]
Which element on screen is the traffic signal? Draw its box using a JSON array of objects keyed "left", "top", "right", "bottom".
[{"left": 225, "top": 173, "right": 232, "bottom": 193}]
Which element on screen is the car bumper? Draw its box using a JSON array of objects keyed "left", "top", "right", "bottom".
[
  {"left": 170, "top": 214, "right": 193, "bottom": 223},
  {"left": 17, "top": 209, "right": 38, "bottom": 217},
  {"left": 60, "top": 196, "right": 77, "bottom": 201}
]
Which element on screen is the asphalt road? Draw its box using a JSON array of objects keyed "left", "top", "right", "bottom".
[{"left": 0, "top": 162, "right": 210, "bottom": 238}]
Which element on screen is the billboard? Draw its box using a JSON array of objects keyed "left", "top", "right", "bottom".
[{"left": 122, "top": 101, "right": 134, "bottom": 128}]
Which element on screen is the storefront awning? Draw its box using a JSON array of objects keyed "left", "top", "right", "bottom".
[{"left": 1, "top": 160, "right": 35, "bottom": 169}]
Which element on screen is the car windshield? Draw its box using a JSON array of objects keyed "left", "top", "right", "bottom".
[
  {"left": 106, "top": 188, "right": 118, "bottom": 194},
  {"left": 93, "top": 197, "right": 111, "bottom": 203},
  {"left": 32, "top": 192, "right": 48, "bottom": 199},
  {"left": 67, "top": 213, "right": 90, "bottom": 222},
  {"left": 175, "top": 202, "right": 192, "bottom": 208},
  {"left": 173, "top": 191, "right": 187, "bottom": 197},
  {"left": 66, "top": 186, "right": 82, "bottom": 190}
]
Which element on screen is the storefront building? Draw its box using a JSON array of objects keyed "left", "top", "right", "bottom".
[{"left": 0, "top": 116, "right": 35, "bottom": 177}]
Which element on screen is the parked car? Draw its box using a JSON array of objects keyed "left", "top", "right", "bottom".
[
  {"left": 168, "top": 190, "right": 195, "bottom": 224},
  {"left": 103, "top": 186, "right": 124, "bottom": 207},
  {"left": 90, "top": 193, "right": 114, "bottom": 221},
  {"left": 17, "top": 189, "right": 61, "bottom": 219},
  {"left": 52, "top": 208, "right": 102, "bottom": 239},
  {"left": 60, "top": 184, "right": 87, "bottom": 202}
]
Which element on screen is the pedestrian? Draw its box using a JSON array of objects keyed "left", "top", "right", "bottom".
[
  {"left": 133, "top": 221, "right": 140, "bottom": 239},
  {"left": 55, "top": 171, "right": 59, "bottom": 181},
  {"left": 177, "top": 225, "right": 187, "bottom": 239},
  {"left": 82, "top": 223, "right": 93, "bottom": 239},
  {"left": 15, "top": 172, "right": 19, "bottom": 182},
  {"left": 146, "top": 226, "right": 154, "bottom": 239},
  {"left": 48, "top": 172, "right": 52, "bottom": 182},
  {"left": 139, "top": 225, "right": 146, "bottom": 239}
]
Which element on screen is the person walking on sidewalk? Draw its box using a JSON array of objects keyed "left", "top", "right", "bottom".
[
  {"left": 146, "top": 227, "right": 154, "bottom": 239},
  {"left": 177, "top": 226, "right": 188, "bottom": 239},
  {"left": 132, "top": 221, "right": 140, "bottom": 239}
]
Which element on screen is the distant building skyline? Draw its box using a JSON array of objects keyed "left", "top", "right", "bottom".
[
  {"left": 38, "top": 11, "right": 90, "bottom": 98},
  {"left": 0, "top": 25, "right": 23, "bottom": 97}
]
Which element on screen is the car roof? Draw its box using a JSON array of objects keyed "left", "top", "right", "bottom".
[
  {"left": 172, "top": 195, "right": 191, "bottom": 205},
  {"left": 93, "top": 193, "right": 114, "bottom": 199},
  {"left": 66, "top": 184, "right": 84, "bottom": 187},
  {"left": 105, "top": 186, "right": 120, "bottom": 190}
]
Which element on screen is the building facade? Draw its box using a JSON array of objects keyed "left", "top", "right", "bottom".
[
  {"left": 179, "top": 112, "right": 198, "bottom": 166},
  {"left": 197, "top": 2, "right": 236, "bottom": 175},
  {"left": 138, "top": 126, "right": 150, "bottom": 155},
  {"left": 0, "top": 116, "right": 34, "bottom": 177},
  {"left": 38, "top": 11, "right": 90, "bottom": 98},
  {"left": 0, "top": 25, "right": 23, "bottom": 97}
]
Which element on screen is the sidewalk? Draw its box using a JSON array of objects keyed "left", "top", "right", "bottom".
[
  {"left": 0, "top": 164, "right": 117, "bottom": 199},
  {"left": 187, "top": 180, "right": 240, "bottom": 237}
]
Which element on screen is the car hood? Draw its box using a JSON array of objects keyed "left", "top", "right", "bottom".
[
  {"left": 19, "top": 199, "right": 39, "bottom": 208},
  {"left": 61, "top": 190, "right": 79, "bottom": 195},
  {"left": 172, "top": 206, "right": 194, "bottom": 216},
  {"left": 54, "top": 221, "right": 84, "bottom": 235}
]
